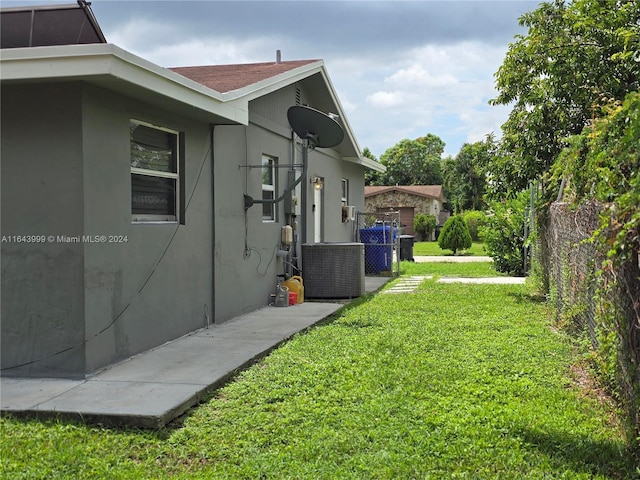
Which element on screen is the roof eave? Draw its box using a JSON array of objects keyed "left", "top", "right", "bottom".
[
  {"left": 345, "top": 156, "right": 386, "bottom": 172},
  {"left": 0, "top": 43, "right": 246, "bottom": 124},
  {"left": 365, "top": 186, "right": 440, "bottom": 199},
  {"left": 220, "top": 60, "right": 324, "bottom": 101},
  {"left": 224, "top": 60, "right": 365, "bottom": 162}
]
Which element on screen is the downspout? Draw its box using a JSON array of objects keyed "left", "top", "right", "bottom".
[
  {"left": 210, "top": 124, "right": 216, "bottom": 326},
  {"left": 300, "top": 138, "right": 308, "bottom": 246}
]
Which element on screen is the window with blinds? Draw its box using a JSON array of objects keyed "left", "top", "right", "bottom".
[{"left": 130, "top": 120, "right": 182, "bottom": 223}]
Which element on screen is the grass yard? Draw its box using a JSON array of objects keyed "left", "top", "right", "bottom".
[
  {"left": 400, "top": 259, "right": 499, "bottom": 278},
  {"left": 1, "top": 264, "right": 635, "bottom": 479},
  {"left": 413, "top": 240, "right": 486, "bottom": 256}
]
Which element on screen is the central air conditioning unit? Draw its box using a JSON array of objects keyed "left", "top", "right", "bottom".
[{"left": 302, "top": 242, "right": 365, "bottom": 298}]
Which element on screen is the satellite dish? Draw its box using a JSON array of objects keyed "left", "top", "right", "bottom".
[{"left": 287, "top": 106, "right": 344, "bottom": 148}]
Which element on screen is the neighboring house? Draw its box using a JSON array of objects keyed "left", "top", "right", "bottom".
[
  {"left": 364, "top": 185, "right": 449, "bottom": 237},
  {"left": 0, "top": 3, "right": 384, "bottom": 378}
]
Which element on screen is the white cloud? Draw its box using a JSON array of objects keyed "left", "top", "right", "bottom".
[
  {"left": 367, "top": 91, "right": 405, "bottom": 108},
  {"left": 108, "top": 18, "right": 281, "bottom": 67},
  {"left": 345, "top": 41, "right": 510, "bottom": 156},
  {"left": 386, "top": 64, "right": 458, "bottom": 88},
  {"left": 103, "top": 12, "right": 515, "bottom": 159}
]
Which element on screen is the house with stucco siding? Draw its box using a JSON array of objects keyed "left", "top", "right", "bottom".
[{"left": 0, "top": 3, "right": 384, "bottom": 378}]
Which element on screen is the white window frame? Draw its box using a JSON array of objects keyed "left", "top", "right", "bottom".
[
  {"left": 341, "top": 178, "right": 349, "bottom": 206},
  {"left": 261, "top": 154, "right": 278, "bottom": 222},
  {"left": 130, "top": 120, "right": 181, "bottom": 224}
]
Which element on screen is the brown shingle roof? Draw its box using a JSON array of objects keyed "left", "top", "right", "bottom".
[
  {"left": 170, "top": 59, "right": 320, "bottom": 93},
  {"left": 365, "top": 185, "right": 445, "bottom": 201}
]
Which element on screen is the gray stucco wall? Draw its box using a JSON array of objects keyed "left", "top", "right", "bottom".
[
  {"left": 1, "top": 82, "right": 214, "bottom": 377},
  {"left": 213, "top": 121, "right": 292, "bottom": 323},
  {"left": 212, "top": 85, "right": 370, "bottom": 322},
  {"left": 1, "top": 75, "right": 370, "bottom": 377},
  {"left": 1, "top": 83, "right": 86, "bottom": 376},
  {"left": 80, "top": 85, "right": 214, "bottom": 372}
]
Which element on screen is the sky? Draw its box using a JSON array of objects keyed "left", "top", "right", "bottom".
[{"left": 4, "top": 0, "right": 540, "bottom": 158}]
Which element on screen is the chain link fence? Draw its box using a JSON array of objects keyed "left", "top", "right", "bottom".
[
  {"left": 355, "top": 211, "right": 401, "bottom": 277},
  {"left": 538, "top": 200, "right": 640, "bottom": 446},
  {"left": 540, "top": 201, "right": 603, "bottom": 344}
]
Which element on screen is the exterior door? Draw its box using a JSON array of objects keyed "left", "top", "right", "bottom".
[
  {"left": 313, "top": 181, "right": 323, "bottom": 242},
  {"left": 399, "top": 207, "right": 415, "bottom": 236}
]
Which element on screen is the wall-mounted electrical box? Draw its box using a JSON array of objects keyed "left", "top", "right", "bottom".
[{"left": 284, "top": 170, "right": 301, "bottom": 215}]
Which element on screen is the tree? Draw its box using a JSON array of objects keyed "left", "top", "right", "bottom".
[
  {"left": 442, "top": 136, "right": 494, "bottom": 212},
  {"left": 550, "top": 91, "right": 640, "bottom": 451},
  {"left": 438, "top": 215, "right": 472, "bottom": 255},
  {"left": 489, "top": 0, "right": 640, "bottom": 198},
  {"left": 362, "top": 147, "right": 380, "bottom": 185},
  {"left": 371, "top": 135, "right": 444, "bottom": 186},
  {"left": 480, "top": 192, "right": 528, "bottom": 276},
  {"left": 413, "top": 213, "right": 436, "bottom": 242},
  {"left": 463, "top": 210, "right": 487, "bottom": 242}
]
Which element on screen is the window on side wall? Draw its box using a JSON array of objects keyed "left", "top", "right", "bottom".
[
  {"left": 341, "top": 178, "right": 349, "bottom": 206},
  {"left": 262, "top": 155, "right": 277, "bottom": 222},
  {"left": 130, "top": 120, "right": 184, "bottom": 224}
]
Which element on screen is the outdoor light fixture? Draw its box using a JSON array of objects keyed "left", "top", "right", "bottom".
[{"left": 310, "top": 175, "right": 323, "bottom": 190}]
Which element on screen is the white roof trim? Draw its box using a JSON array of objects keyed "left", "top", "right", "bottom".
[
  {"left": 344, "top": 156, "right": 386, "bottom": 172},
  {"left": 219, "top": 60, "right": 375, "bottom": 171},
  {"left": 0, "top": 44, "right": 247, "bottom": 124},
  {"left": 1, "top": 43, "right": 379, "bottom": 170},
  {"left": 220, "top": 61, "right": 325, "bottom": 101}
]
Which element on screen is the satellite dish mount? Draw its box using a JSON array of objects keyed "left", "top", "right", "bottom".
[{"left": 244, "top": 106, "right": 344, "bottom": 210}]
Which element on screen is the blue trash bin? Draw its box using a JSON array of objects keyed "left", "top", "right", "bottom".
[{"left": 360, "top": 226, "right": 395, "bottom": 274}]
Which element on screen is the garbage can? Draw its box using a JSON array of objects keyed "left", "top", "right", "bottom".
[
  {"left": 360, "top": 225, "right": 395, "bottom": 274},
  {"left": 399, "top": 235, "right": 415, "bottom": 261}
]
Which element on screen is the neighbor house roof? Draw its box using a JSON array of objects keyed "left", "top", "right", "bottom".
[
  {"left": 170, "top": 60, "right": 320, "bottom": 94},
  {"left": 365, "top": 185, "right": 445, "bottom": 201}
]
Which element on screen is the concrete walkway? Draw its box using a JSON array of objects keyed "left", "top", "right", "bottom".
[
  {"left": 414, "top": 255, "right": 493, "bottom": 263},
  {"left": 1, "top": 277, "right": 390, "bottom": 429},
  {"left": 380, "top": 275, "right": 433, "bottom": 294},
  {"left": 438, "top": 276, "right": 526, "bottom": 285}
]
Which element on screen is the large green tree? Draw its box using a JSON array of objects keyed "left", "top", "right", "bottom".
[
  {"left": 369, "top": 134, "right": 444, "bottom": 186},
  {"left": 489, "top": 0, "right": 639, "bottom": 198},
  {"left": 442, "top": 136, "right": 495, "bottom": 212}
]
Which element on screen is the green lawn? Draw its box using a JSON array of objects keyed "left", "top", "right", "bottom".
[
  {"left": 400, "top": 259, "right": 499, "bottom": 278},
  {"left": 413, "top": 240, "right": 486, "bottom": 256},
  {"left": 1, "top": 264, "right": 634, "bottom": 479}
]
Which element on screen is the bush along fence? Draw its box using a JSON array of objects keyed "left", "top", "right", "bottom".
[{"left": 536, "top": 91, "right": 640, "bottom": 455}]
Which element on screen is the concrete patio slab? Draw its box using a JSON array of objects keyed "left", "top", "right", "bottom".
[
  {"left": 1, "top": 276, "right": 390, "bottom": 428},
  {"left": 1, "top": 378, "right": 82, "bottom": 410}
]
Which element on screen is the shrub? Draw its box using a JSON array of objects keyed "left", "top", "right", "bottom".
[
  {"left": 413, "top": 213, "right": 437, "bottom": 241},
  {"left": 438, "top": 215, "right": 472, "bottom": 254},
  {"left": 481, "top": 192, "right": 527, "bottom": 275},
  {"left": 463, "top": 210, "right": 487, "bottom": 241}
]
